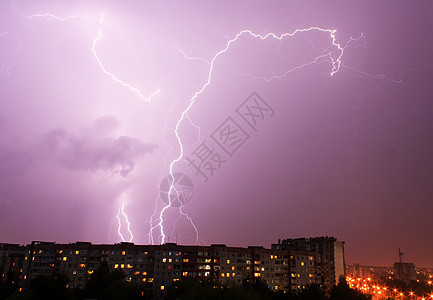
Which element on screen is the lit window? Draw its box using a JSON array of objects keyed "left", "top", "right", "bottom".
[
  {"left": 309, "top": 274, "right": 314, "bottom": 278},
  {"left": 231, "top": 266, "right": 235, "bottom": 271},
  {"left": 169, "top": 258, "right": 172, "bottom": 263},
  {"left": 270, "top": 255, "right": 274, "bottom": 259},
  {"left": 142, "top": 278, "right": 146, "bottom": 282},
  {"left": 226, "top": 260, "right": 230, "bottom": 264},
  {"left": 88, "top": 270, "right": 94, "bottom": 274},
  {"left": 114, "top": 264, "right": 119, "bottom": 269},
  {"left": 162, "top": 258, "right": 167, "bottom": 263},
  {"left": 160, "top": 286, "right": 164, "bottom": 291},
  {"left": 232, "top": 273, "right": 235, "bottom": 277},
  {"left": 301, "top": 262, "right": 304, "bottom": 266},
  {"left": 142, "top": 271, "right": 147, "bottom": 275},
  {"left": 120, "top": 264, "right": 125, "bottom": 269},
  {"left": 63, "top": 257, "right": 67, "bottom": 261},
  {"left": 226, "top": 273, "right": 230, "bottom": 277},
  {"left": 183, "top": 259, "right": 189, "bottom": 263},
  {"left": 254, "top": 273, "right": 261, "bottom": 277},
  {"left": 122, "top": 251, "right": 126, "bottom": 256},
  {"left": 75, "top": 251, "right": 79, "bottom": 255},
  {"left": 134, "top": 271, "right": 140, "bottom": 275},
  {"left": 80, "top": 264, "right": 86, "bottom": 268},
  {"left": 73, "top": 271, "right": 77, "bottom": 275},
  {"left": 182, "top": 272, "right": 188, "bottom": 276},
  {"left": 127, "top": 264, "right": 133, "bottom": 268},
  {"left": 221, "top": 273, "right": 225, "bottom": 277}
]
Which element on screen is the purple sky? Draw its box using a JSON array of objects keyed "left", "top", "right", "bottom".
[{"left": 1, "top": 0, "right": 433, "bottom": 267}]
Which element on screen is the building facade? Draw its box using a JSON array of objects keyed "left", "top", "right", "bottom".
[
  {"left": 0, "top": 243, "right": 26, "bottom": 287},
  {"left": 0, "top": 238, "right": 344, "bottom": 298},
  {"left": 272, "top": 236, "right": 345, "bottom": 291},
  {"left": 394, "top": 262, "right": 416, "bottom": 283}
]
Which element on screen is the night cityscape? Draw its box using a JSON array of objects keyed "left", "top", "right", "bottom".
[{"left": 1, "top": 1, "right": 433, "bottom": 299}]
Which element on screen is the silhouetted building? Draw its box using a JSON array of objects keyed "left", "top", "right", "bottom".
[
  {"left": 0, "top": 243, "right": 26, "bottom": 286},
  {"left": 19, "top": 240, "right": 330, "bottom": 298},
  {"left": 272, "top": 236, "right": 345, "bottom": 291},
  {"left": 394, "top": 262, "right": 416, "bottom": 283}
]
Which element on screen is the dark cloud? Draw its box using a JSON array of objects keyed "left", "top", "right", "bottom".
[{"left": 40, "top": 118, "right": 156, "bottom": 177}]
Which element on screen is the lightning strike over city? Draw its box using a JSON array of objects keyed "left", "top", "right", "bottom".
[{"left": 1, "top": 1, "right": 433, "bottom": 299}]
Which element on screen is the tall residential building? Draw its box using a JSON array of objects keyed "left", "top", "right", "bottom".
[
  {"left": 394, "top": 262, "right": 416, "bottom": 283},
  {"left": 272, "top": 236, "right": 345, "bottom": 291},
  {"left": 0, "top": 243, "right": 26, "bottom": 286},
  {"left": 19, "top": 241, "right": 328, "bottom": 298}
]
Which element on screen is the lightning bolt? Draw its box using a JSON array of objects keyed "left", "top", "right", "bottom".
[
  {"left": 24, "top": 13, "right": 82, "bottom": 22},
  {"left": 23, "top": 9, "right": 425, "bottom": 247},
  {"left": 116, "top": 202, "right": 134, "bottom": 242},
  {"left": 24, "top": 12, "right": 164, "bottom": 242},
  {"left": 153, "top": 27, "right": 354, "bottom": 245},
  {"left": 92, "top": 13, "right": 161, "bottom": 102},
  {"left": 24, "top": 12, "right": 161, "bottom": 101},
  {"left": 24, "top": 11, "right": 352, "bottom": 246},
  {"left": 176, "top": 46, "right": 210, "bottom": 65}
]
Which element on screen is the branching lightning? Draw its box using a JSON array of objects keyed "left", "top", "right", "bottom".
[
  {"left": 92, "top": 13, "right": 161, "bottom": 102},
  {"left": 116, "top": 203, "right": 134, "bottom": 243},
  {"left": 24, "top": 13, "right": 161, "bottom": 102},
  {"left": 24, "top": 11, "right": 161, "bottom": 243},
  {"left": 152, "top": 27, "right": 354, "bottom": 245},
  {"left": 176, "top": 46, "right": 210, "bottom": 65},
  {"left": 24, "top": 13, "right": 82, "bottom": 22},
  {"left": 23, "top": 9, "right": 422, "bottom": 247}
]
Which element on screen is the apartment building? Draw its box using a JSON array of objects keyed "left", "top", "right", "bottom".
[
  {"left": 272, "top": 236, "right": 345, "bottom": 291},
  {"left": 12, "top": 239, "right": 343, "bottom": 298}
]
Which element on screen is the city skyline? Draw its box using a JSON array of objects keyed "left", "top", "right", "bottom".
[{"left": 1, "top": 0, "right": 433, "bottom": 269}]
